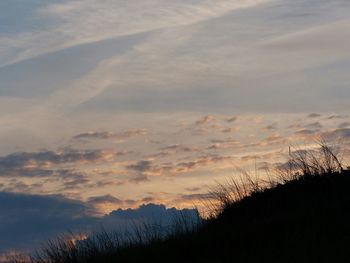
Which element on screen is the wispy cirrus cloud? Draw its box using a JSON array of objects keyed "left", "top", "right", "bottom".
[{"left": 0, "top": 0, "right": 271, "bottom": 66}]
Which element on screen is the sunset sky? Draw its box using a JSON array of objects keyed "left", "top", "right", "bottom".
[{"left": 1, "top": 0, "right": 350, "bottom": 253}]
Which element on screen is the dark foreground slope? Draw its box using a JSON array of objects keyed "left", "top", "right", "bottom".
[
  {"left": 27, "top": 169, "right": 350, "bottom": 263},
  {"left": 112, "top": 171, "right": 350, "bottom": 263}
]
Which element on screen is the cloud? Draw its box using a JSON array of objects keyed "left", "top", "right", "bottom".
[
  {"left": 88, "top": 195, "right": 123, "bottom": 205},
  {"left": 125, "top": 160, "right": 153, "bottom": 182},
  {"left": 147, "top": 146, "right": 197, "bottom": 158},
  {"left": 86, "top": 195, "right": 124, "bottom": 215},
  {"left": 0, "top": 191, "right": 93, "bottom": 253},
  {"left": 307, "top": 113, "right": 321, "bottom": 118},
  {"left": 263, "top": 123, "right": 278, "bottom": 131},
  {"left": 123, "top": 153, "right": 239, "bottom": 181},
  {"left": 179, "top": 193, "right": 214, "bottom": 202},
  {"left": 327, "top": 115, "right": 348, "bottom": 120},
  {"left": 0, "top": 191, "right": 198, "bottom": 253},
  {"left": 207, "top": 138, "right": 241, "bottom": 150},
  {"left": 252, "top": 134, "right": 286, "bottom": 147},
  {"left": 304, "top": 122, "right": 323, "bottom": 130},
  {"left": 274, "top": 160, "right": 300, "bottom": 173},
  {"left": 176, "top": 154, "right": 236, "bottom": 172},
  {"left": 195, "top": 115, "right": 215, "bottom": 126},
  {"left": 160, "top": 144, "right": 198, "bottom": 153},
  {"left": 126, "top": 160, "right": 153, "bottom": 173},
  {"left": 107, "top": 203, "right": 197, "bottom": 223},
  {"left": 2, "top": 0, "right": 350, "bottom": 124},
  {"left": 59, "top": 171, "right": 90, "bottom": 191},
  {"left": 73, "top": 129, "right": 146, "bottom": 140},
  {"left": 294, "top": 129, "right": 319, "bottom": 136},
  {"left": 70, "top": 2, "right": 350, "bottom": 115},
  {"left": 221, "top": 127, "right": 240, "bottom": 133},
  {"left": 0, "top": 149, "right": 124, "bottom": 178},
  {"left": 338, "top": 122, "right": 350, "bottom": 129},
  {"left": 0, "top": 180, "right": 43, "bottom": 194},
  {"left": 185, "top": 187, "right": 202, "bottom": 192},
  {"left": 0, "top": 149, "right": 122, "bottom": 168},
  {"left": 322, "top": 128, "right": 350, "bottom": 140},
  {"left": 225, "top": 116, "right": 238, "bottom": 123},
  {"left": 125, "top": 159, "right": 183, "bottom": 182}
]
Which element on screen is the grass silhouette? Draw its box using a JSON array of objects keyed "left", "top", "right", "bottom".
[{"left": 8, "top": 142, "right": 350, "bottom": 263}]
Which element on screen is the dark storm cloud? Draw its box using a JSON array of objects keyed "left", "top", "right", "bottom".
[
  {"left": 0, "top": 191, "right": 198, "bottom": 253},
  {"left": 0, "top": 191, "right": 93, "bottom": 253}
]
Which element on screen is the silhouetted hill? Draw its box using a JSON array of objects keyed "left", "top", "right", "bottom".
[
  {"left": 109, "top": 170, "right": 350, "bottom": 263},
  {"left": 22, "top": 169, "right": 350, "bottom": 263}
]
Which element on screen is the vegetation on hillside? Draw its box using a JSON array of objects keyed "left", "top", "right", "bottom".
[{"left": 7, "top": 142, "right": 350, "bottom": 263}]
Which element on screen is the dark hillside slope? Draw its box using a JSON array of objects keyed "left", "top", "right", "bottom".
[
  {"left": 113, "top": 171, "right": 350, "bottom": 263},
  {"left": 27, "top": 167, "right": 350, "bottom": 263}
]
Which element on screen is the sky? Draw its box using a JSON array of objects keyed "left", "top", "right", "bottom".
[{"left": 1, "top": 0, "right": 350, "bottom": 254}]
